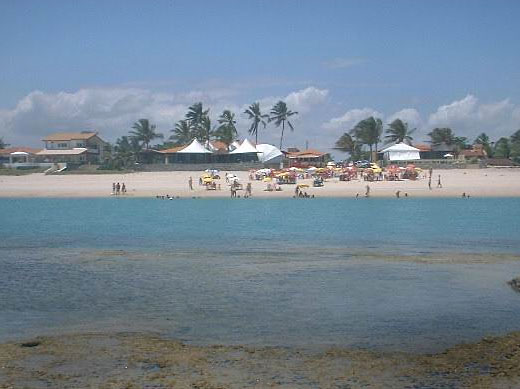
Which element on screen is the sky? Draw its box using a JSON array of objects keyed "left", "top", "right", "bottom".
[{"left": 1, "top": 0, "right": 520, "bottom": 157}]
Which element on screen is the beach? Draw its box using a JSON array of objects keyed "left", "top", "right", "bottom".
[
  {"left": 2, "top": 330, "right": 520, "bottom": 388},
  {"left": 0, "top": 167, "right": 519, "bottom": 198}
]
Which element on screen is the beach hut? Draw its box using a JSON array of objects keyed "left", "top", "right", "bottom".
[
  {"left": 176, "top": 139, "right": 212, "bottom": 163},
  {"left": 229, "top": 139, "right": 259, "bottom": 162},
  {"left": 381, "top": 143, "right": 421, "bottom": 162}
]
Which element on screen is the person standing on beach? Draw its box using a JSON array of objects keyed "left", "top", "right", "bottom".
[
  {"left": 246, "top": 182, "right": 252, "bottom": 197},
  {"left": 365, "top": 184, "right": 370, "bottom": 197},
  {"left": 116, "top": 182, "right": 121, "bottom": 195},
  {"left": 121, "top": 183, "right": 126, "bottom": 195},
  {"left": 189, "top": 176, "right": 193, "bottom": 190},
  {"left": 437, "top": 174, "right": 442, "bottom": 188},
  {"left": 428, "top": 176, "right": 432, "bottom": 190},
  {"left": 112, "top": 182, "right": 116, "bottom": 195},
  {"left": 395, "top": 190, "right": 400, "bottom": 198}
]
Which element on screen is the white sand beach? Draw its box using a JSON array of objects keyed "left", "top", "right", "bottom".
[{"left": 0, "top": 168, "right": 519, "bottom": 198}]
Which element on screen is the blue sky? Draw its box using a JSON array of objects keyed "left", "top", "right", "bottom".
[{"left": 1, "top": 0, "right": 519, "bottom": 154}]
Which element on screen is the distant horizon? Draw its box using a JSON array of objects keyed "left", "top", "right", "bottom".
[{"left": 1, "top": 0, "right": 519, "bottom": 158}]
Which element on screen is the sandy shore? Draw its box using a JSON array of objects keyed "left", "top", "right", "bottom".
[
  {"left": 2, "top": 331, "right": 520, "bottom": 388},
  {"left": 0, "top": 168, "right": 519, "bottom": 198}
]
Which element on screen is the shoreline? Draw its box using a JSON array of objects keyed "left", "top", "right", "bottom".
[
  {"left": 1, "top": 167, "right": 520, "bottom": 198},
  {"left": 2, "top": 330, "right": 520, "bottom": 387}
]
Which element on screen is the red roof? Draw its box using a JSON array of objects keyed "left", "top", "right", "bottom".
[
  {"left": 0, "top": 147, "right": 42, "bottom": 155},
  {"left": 286, "top": 149, "right": 328, "bottom": 158},
  {"left": 460, "top": 149, "right": 486, "bottom": 158},
  {"left": 413, "top": 143, "right": 432, "bottom": 152},
  {"left": 43, "top": 132, "right": 98, "bottom": 141}
]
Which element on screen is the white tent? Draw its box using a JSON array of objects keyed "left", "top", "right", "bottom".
[
  {"left": 177, "top": 139, "right": 211, "bottom": 154},
  {"left": 230, "top": 139, "right": 258, "bottom": 154},
  {"left": 380, "top": 143, "right": 420, "bottom": 161},
  {"left": 229, "top": 141, "right": 241, "bottom": 151},
  {"left": 255, "top": 143, "right": 283, "bottom": 163}
]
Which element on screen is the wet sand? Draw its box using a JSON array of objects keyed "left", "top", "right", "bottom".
[
  {"left": 1, "top": 331, "right": 520, "bottom": 388},
  {"left": 0, "top": 168, "right": 519, "bottom": 198}
]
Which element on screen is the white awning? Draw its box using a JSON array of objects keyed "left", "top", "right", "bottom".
[
  {"left": 177, "top": 139, "right": 212, "bottom": 154},
  {"left": 230, "top": 139, "right": 258, "bottom": 154},
  {"left": 255, "top": 144, "right": 283, "bottom": 162},
  {"left": 381, "top": 143, "right": 420, "bottom": 161}
]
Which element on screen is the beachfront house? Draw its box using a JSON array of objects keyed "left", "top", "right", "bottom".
[
  {"left": 37, "top": 132, "right": 109, "bottom": 164},
  {"left": 0, "top": 147, "right": 42, "bottom": 167},
  {"left": 284, "top": 148, "right": 330, "bottom": 168}
]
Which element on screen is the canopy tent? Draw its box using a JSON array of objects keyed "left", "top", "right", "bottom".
[
  {"left": 380, "top": 143, "right": 420, "bottom": 161},
  {"left": 255, "top": 143, "right": 283, "bottom": 163},
  {"left": 177, "top": 139, "right": 211, "bottom": 154},
  {"left": 229, "top": 141, "right": 241, "bottom": 151},
  {"left": 229, "top": 139, "right": 258, "bottom": 154}
]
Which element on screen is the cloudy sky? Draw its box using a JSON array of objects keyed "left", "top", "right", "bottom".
[{"left": 1, "top": 0, "right": 519, "bottom": 157}]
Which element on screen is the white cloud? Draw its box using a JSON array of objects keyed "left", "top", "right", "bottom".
[
  {"left": 323, "top": 58, "right": 366, "bottom": 69},
  {"left": 386, "top": 108, "right": 422, "bottom": 129},
  {"left": 0, "top": 86, "right": 328, "bottom": 147},
  {"left": 322, "top": 95, "right": 520, "bottom": 144},
  {"left": 426, "top": 94, "right": 519, "bottom": 138},
  {"left": 322, "top": 108, "right": 382, "bottom": 131}
]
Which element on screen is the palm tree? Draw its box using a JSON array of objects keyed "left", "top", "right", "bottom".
[
  {"left": 427, "top": 128, "right": 456, "bottom": 147},
  {"left": 334, "top": 132, "right": 363, "bottom": 161},
  {"left": 244, "top": 102, "right": 268, "bottom": 145},
  {"left": 385, "top": 119, "right": 415, "bottom": 145},
  {"left": 129, "top": 119, "right": 163, "bottom": 149},
  {"left": 474, "top": 132, "right": 492, "bottom": 156},
  {"left": 215, "top": 110, "right": 238, "bottom": 146},
  {"left": 186, "top": 102, "right": 209, "bottom": 131},
  {"left": 494, "top": 137, "right": 511, "bottom": 158},
  {"left": 350, "top": 117, "right": 383, "bottom": 161},
  {"left": 198, "top": 115, "right": 215, "bottom": 147},
  {"left": 170, "top": 120, "right": 192, "bottom": 146},
  {"left": 269, "top": 101, "right": 298, "bottom": 150},
  {"left": 0, "top": 137, "right": 9, "bottom": 149},
  {"left": 113, "top": 136, "right": 141, "bottom": 167}
]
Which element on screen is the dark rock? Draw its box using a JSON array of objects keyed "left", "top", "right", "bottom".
[{"left": 20, "top": 341, "right": 40, "bottom": 348}]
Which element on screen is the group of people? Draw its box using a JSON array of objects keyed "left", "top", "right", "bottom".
[
  {"left": 112, "top": 182, "right": 126, "bottom": 195},
  {"left": 427, "top": 168, "right": 443, "bottom": 190},
  {"left": 230, "top": 181, "right": 252, "bottom": 198}
]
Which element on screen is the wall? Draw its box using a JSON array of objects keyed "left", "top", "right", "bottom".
[{"left": 139, "top": 162, "right": 264, "bottom": 171}]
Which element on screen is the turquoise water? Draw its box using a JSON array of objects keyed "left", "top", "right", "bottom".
[{"left": 1, "top": 198, "right": 520, "bottom": 352}]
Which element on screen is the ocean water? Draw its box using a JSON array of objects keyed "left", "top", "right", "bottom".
[{"left": 1, "top": 197, "right": 520, "bottom": 353}]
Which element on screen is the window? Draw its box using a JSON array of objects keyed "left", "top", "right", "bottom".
[
  {"left": 76, "top": 142, "right": 85, "bottom": 147},
  {"left": 58, "top": 143, "right": 68, "bottom": 148}
]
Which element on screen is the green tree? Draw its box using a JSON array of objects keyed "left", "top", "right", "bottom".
[
  {"left": 198, "top": 115, "right": 215, "bottom": 147},
  {"left": 214, "top": 110, "right": 238, "bottom": 146},
  {"left": 185, "top": 102, "right": 209, "bottom": 137},
  {"left": 0, "top": 137, "right": 9, "bottom": 149},
  {"left": 170, "top": 120, "right": 192, "bottom": 146},
  {"left": 453, "top": 136, "right": 469, "bottom": 155},
  {"left": 108, "top": 136, "right": 141, "bottom": 168},
  {"left": 494, "top": 137, "right": 511, "bottom": 158},
  {"left": 385, "top": 119, "right": 415, "bottom": 145},
  {"left": 474, "top": 132, "right": 493, "bottom": 157},
  {"left": 510, "top": 129, "right": 520, "bottom": 163},
  {"left": 350, "top": 117, "right": 383, "bottom": 162},
  {"left": 427, "top": 128, "right": 456, "bottom": 147},
  {"left": 334, "top": 132, "right": 364, "bottom": 161},
  {"left": 269, "top": 101, "right": 298, "bottom": 150},
  {"left": 129, "top": 119, "right": 163, "bottom": 149},
  {"left": 244, "top": 102, "right": 269, "bottom": 145}
]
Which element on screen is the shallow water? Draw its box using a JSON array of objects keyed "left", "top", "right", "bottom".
[{"left": 1, "top": 198, "right": 520, "bottom": 352}]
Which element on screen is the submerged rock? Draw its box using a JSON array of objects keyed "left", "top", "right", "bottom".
[{"left": 507, "top": 277, "right": 520, "bottom": 293}]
